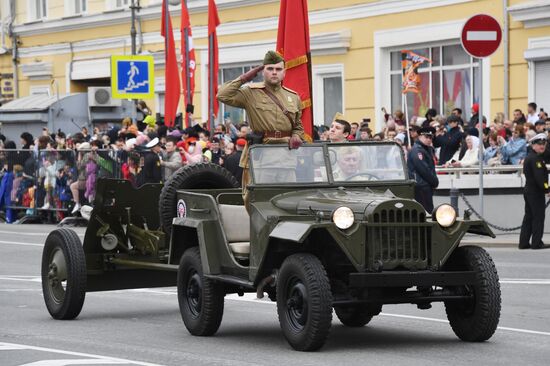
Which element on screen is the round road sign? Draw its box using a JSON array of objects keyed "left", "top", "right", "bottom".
[{"left": 461, "top": 14, "right": 502, "bottom": 58}]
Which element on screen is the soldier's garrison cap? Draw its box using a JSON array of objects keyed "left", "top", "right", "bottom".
[
  {"left": 263, "top": 50, "right": 284, "bottom": 65},
  {"left": 529, "top": 133, "right": 548, "bottom": 144}
]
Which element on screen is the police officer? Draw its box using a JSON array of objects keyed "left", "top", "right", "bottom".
[
  {"left": 141, "top": 137, "right": 162, "bottom": 185},
  {"left": 519, "top": 133, "right": 550, "bottom": 249},
  {"left": 217, "top": 50, "right": 305, "bottom": 208},
  {"left": 407, "top": 127, "right": 439, "bottom": 213}
]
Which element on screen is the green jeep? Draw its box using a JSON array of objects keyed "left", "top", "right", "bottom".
[{"left": 41, "top": 141, "right": 500, "bottom": 352}]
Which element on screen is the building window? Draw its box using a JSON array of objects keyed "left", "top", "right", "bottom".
[
  {"left": 313, "top": 65, "right": 344, "bottom": 126},
  {"left": 217, "top": 65, "right": 262, "bottom": 125},
  {"left": 66, "top": 0, "right": 86, "bottom": 15},
  {"left": 115, "top": 0, "right": 130, "bottom": 9},
  {"left": 390, "top": 44, "right": 480, "bottom": 120},
  {"left": 30, "top": 86, "right": 51, "bottom": 96},
  {"left": 29, "top": 0, "right": 48, "bottom": 21},
  {"left": 534, "top": 61, "right": 550, "bottom": 111}
]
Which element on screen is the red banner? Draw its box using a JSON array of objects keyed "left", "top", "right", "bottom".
[
  {"left": 276, "top": 0, "right": 313, "bottom": 137},
  {"left": 181, "top": 1, "right": 196, "bottom": 128},
  {"left": 208, "top": 0, "right": 220, "bottom": 124},
  {"left": 401, "top": 50, "right": 431, "bottom": 94},
  {"left": 161, "top": 0, "right": 181, "bottom": 128}
]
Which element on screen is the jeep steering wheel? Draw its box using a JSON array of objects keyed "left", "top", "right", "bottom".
[{"left": 344, "top": 172, "right": 380, "bottom": 181}]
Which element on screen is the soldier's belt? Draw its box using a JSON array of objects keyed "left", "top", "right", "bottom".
[{"left": 260, "top": 130, "right": 292, "bottom": 139}]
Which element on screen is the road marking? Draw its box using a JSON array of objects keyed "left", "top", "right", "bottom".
[
  {"left": 500, "top": 278, "right": 550, "bottom": 285},
  {"left": 466, "top": 31, "right": 497, "bottom": 41},
  {"left": 0, "top": 276, "right": 41, "bottom": 282},
  {"left": 0, "top": 342, "right": 165, "bottom": 366},
  {"left": 0, "top": 230, "right": 51, "bottom": 236},
  {"left": 379, "top": 313, "right": 550, "bottom": 337},
  {"left": 0, "top": 240, "right": 43, "bottom": 247}
]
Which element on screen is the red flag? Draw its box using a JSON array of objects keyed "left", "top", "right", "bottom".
[
  {"left": 161, "top": 0, "right": 181, "bottom": 128},
  {"left": 181, "top": 1, "right": 196, "bottom": 128},
  {"left": 276, "top": 0, "right": 313, "bottom": 137},
  {"left": 208, "top": 0, "right": 220, "bottom": 126}
]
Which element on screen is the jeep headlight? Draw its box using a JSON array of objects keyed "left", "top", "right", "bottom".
[
  {"left": 332, "top": 206, "right": 354, "bottom": 230},
  {"left": 434, "top": 204, "right": 457, "bottom": 227}
]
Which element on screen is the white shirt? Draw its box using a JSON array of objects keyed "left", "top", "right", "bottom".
[{"left": 527, "top": 113, "right": 539, "bottom": 123}]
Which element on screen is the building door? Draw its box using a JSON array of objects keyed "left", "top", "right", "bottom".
[{"left": 535, "top": 61, "right": 550, "bottom": 111}]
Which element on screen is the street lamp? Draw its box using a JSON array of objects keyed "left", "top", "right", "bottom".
[{"left": 130, "top": 0, "right": 141, "bottom": 56}]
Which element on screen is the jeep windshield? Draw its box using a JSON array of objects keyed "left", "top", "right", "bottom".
[{"left": 248, "top": 142, "right": 407, "bottom": 185}]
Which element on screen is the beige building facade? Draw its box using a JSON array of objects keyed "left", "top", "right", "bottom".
[{"left": 0, "top": 0, "right": 549, "bottom": 132}]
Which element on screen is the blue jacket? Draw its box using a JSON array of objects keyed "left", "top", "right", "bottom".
[
  {"left": 408, "top": 140, "right": 439, "bottom": 189},
  {"left": 500, "top": 138, "right": 527, "bottom": 165}
]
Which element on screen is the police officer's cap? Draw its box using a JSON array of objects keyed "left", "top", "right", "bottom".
[
  {"left": 263, "top": 50, "right": 284, "bottom": 65},
  {"left": 529, "top": 133, "right": 547, "bottom": 145},
  {"left": 535, "top": 119, "right": 546, "bottom": 126},
  {"left": 418, "top": 127, "right": 436, "bottom": 136},
  {"left": 145, "top": 137, "right": 160, "bottom": 149}
]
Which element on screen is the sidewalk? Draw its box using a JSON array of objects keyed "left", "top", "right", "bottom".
[{"left": 462, "top": 232, "right": 550, "bottom": 247}]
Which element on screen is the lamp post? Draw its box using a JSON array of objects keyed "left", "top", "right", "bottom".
[{"left": 130, "top": 0, "right": 141, "bottom": 56}]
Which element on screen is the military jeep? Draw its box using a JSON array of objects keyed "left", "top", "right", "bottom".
[{"left": 41, "top": 141, "right": 501, "bottom": 352}]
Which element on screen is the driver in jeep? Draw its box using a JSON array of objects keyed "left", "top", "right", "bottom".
[{"left": 333, "top": 146, "right": 363, "bottom": 181}]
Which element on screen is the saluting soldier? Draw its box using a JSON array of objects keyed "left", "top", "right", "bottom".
[
  {"left": 519, "top": 133, "right": 550, "bottom": 250},
  {"left": 217, "top": 50, "right": 305, "bottom": 209},
  {"left": 407, "top": 127, "right": 439, "bottom": 213}
]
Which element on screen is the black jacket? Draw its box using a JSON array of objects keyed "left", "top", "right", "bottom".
[
  {"left": 224, "top": 151, "right": 243, "bottom": 186},
  {"left": 523, "top": 150, "right": 549, "bottom": 196},
  {"left": 408, "top": 140, "right": 439, "bottom": 189},
  {"left": 142, "top": 151, "right": 162, "bottom": 184},
  {"left": 434, "top": 127, "right": 463, "bottom": 164}
]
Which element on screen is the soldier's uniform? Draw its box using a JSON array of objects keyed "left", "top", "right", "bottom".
[
  {"left": 217, "top": 51, "right": 305, "bottom": 208},
  {"left": 407, "top": 127, "right": 439, "bottom": 213},
  {"left": 519, "top": 133, "right": 550, "bottom": 249}
]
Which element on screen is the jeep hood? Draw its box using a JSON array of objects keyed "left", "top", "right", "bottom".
[{"left": 271, "top": 188, "right": 414, "bottom": 215}]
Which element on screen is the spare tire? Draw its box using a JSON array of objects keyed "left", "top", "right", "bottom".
[{"left": 159, "top": 163, "right": 239, "bottom": 235}]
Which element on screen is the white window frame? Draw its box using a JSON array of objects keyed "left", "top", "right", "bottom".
[
  {"left": 374, "top": 20, "right": 490, "bottom": 132},
  {"left": 27, "top": 0, "right": 48, "bottom": 22},
  {"left": 312, "top": 64, "right": 344, "bottom": 126},
  {"left": 109, "top": 0, "right": 130, "bottom": 10},
  {"left": 526, "top": 36, "right": 550, "bottom": 104},
  {"left": 65, "top": 0, "right": 87, "bottom": 16}
]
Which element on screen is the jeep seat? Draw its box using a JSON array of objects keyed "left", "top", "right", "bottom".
[{"left": 218, "top": 204, "right": 250, "bottom": 260}]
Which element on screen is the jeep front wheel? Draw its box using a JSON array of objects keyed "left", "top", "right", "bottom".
[
  {"left": 444, "top": 245, "right": 501, "bottom": 342},
  {"left": 177, "top": 247, "right": 224, "bottom": 336},
  {"left": 334, "top": 306, "right": 373, "bottom": 327},
  {"left": 276, "top": 253, "right": 333, "bottom": 351}
]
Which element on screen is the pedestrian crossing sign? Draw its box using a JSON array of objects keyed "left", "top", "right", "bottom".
[{"left": 111, "top": 55, "right": 155, "bottom": 99}]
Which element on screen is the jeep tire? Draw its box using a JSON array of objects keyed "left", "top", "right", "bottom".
[
  {"left": 41, "top": 228, "right": 87, "bottom": 320},
  {"left": 159, "top": 163, "right": 239, "bottom": 236},
  {"left": 444, "top": 245, "right": 501, "bottom": 342},
  {"left": 277, "top": 253, "right": 333, "bottom": 351},
  {"left": 178, "top": 247, "right": 224, "bottom": 336},
  {"left": 334, "top": 306, "right": 373, "bottom": 327}
]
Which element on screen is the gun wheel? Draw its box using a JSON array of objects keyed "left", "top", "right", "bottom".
[{"left": 41, "top": 228, "right": 86, "bottom": 320}]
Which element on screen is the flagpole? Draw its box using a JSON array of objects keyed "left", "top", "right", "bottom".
[
  {"left": 405, "top": 95, "right": 411, "bottom": 148},
  {"left": 209, "top": 33, "right": 214, "bottom": 131},
  {"left": 164, "top": 0, "right": 170, "bottom": 126},
  {"left": 183, "top": 0, "right": 191, "bottom": 128}
]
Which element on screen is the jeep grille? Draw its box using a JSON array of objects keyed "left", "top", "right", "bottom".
[{"left": 367, "top": 208, "right": 430, "bottom": 270}]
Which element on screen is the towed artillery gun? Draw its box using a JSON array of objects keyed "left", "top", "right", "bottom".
[{"left": 42, "top": 141, "right": 501, "bottom": 351}]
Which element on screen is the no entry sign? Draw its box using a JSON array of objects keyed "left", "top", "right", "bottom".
[{"left": 461, "top": 14, "right": 502, "bottom": 58}]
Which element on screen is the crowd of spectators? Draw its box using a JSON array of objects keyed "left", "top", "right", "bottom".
[{"left": 0, "top": 99, "right": 547, "bottom": 223}]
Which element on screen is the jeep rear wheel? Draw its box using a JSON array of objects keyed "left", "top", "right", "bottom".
[
  {"left": 277, "top": 254, "right": 333, "bottom": 351},
  {"left": 444, "top": 246, "right": 501, "bottom": 342},
  {"left": 41, "top": 228, "right": 86, "bottom": 320},
  {"left": 334, "top": 306, "right": 373, "bottom": 327},
  {"left": 177, "top": 247, "right": 224, "bottom": 336}
]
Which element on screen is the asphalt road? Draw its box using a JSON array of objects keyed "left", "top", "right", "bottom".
[{"left": 1, "top": 224, "right": 549, "bottom": 365}]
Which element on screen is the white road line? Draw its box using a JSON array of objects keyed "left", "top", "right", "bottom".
[
  {"left": 0, "top": 240, "right": 43, "bottom": 247},
  {"left": 0, "top": 276, "right": 41, "bottom": 282},
  {"left": 0, "top": 230, "right": 51, "bottom": 236},
  {"left": 0, "top": 342, "right": 165, "bottom": 366},
  {"left": 500, "top": 279, "right": 550, "bottom": 285},
  {"left": 20, "top": 359, "right": 129, "bottom": 366},
  {"left": 379, "top": 313, "right": 550, "bottom": 337}
]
